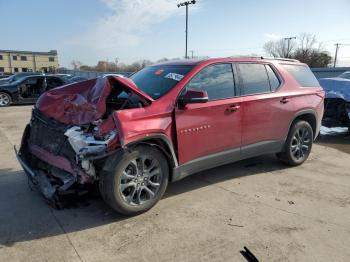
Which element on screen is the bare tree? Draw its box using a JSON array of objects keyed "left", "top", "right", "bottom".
[
  {"left": 263, "top": 38, "right": 296, "bottom": 58},
  {"left": 263, "top": 33, "right": 332, "bottom": 67},
  {"left": 293, "top": 33, "right": 332, "bottom": 67}
]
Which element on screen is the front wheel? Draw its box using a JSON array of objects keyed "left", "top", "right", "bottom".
[
  {"left": 0, "top": 92, "right": 11, "bottom": 107},
  {"left": 99, "top": 146, "right": 169, "bottom": 216},
  {"left": 277, "top": 120, "right": 313, "bottom": 166}
]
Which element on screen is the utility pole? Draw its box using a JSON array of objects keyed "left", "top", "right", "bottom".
[
  {"left": 283, "top": 37, "right": 296, "bottom": 58},
  {"left": 334, "top": 43, "right": 340, "bottom": 68},
  {"left": 177, "top": 0, "right": 196, "bottom": 59},
  {"left": 190, "top": 50, "right": 194, "bottom": 58}
]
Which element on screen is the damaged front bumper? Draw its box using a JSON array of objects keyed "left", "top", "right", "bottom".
[
  {"left": 16, "top": 109, "right": 120, "bottom": 206},
  {"left": 15, "top": 146, "right": 66, "bottom": 201}
]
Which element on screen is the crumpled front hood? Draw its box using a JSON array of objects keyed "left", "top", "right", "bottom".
[
  {"left": 36, "top": 76, "right": 153, "bottom": 125},
  {"left": 319, "top": 77, "right": 350, "bottom": 102}
]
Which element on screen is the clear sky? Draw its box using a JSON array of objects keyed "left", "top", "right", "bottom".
[{"left": 1, "top": 0, "right": 349, "bottom": 68}]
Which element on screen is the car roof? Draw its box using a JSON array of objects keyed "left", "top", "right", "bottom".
[{"left": 152, "top": 57, "right": 302, "bottom": 67}]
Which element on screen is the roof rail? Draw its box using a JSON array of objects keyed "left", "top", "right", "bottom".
[
  {"left": 226, "top": 56, "right": 299, "bottom": 62},
  {"left": 262, "top": 57, "right": 300, "bottom": 62},
  {"left": 227, "top": 55, "right": 264, "bottom": 59}
]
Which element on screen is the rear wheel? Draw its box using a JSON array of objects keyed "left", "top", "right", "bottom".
[
  {"left": 0, "top": 92, "right": 11, "bottom": 107},
  {"left": 277, "top": 120, "right": 313, "bottom": 166},
  {"left": 100, "top": 146, "right": 169, "bottom": 216}
]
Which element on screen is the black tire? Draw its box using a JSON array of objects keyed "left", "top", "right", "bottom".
[
  {"left": 0, "top": 92, "right": 12, "bottom": 107},
  {"left": 99, "top": 146, "right": 169, "bottom": 216},
  {"left": 277, "top": 120, "right": 313, "bottom": 166}
]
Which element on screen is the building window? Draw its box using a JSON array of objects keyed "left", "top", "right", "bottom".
[
  {"left": 14, "top": 67, "right": 19, "bottom": 72},
  {"left": 20, "top": 56, "right": 27, "bottom": 61},
  {"left": 0, "top": 67, "right": 4, "bottom": 72},
  {"left": 49, "top": 57, "right": 55, "bottom": 62},
  {"left": 13, "top": 56, "right": 17, "bottom": 60},
  {"left": 0, "top": 55, "right": 3, "bottom": 60},
  {"left": 22, "top": 68, "right": 28, "bottom": 72}
]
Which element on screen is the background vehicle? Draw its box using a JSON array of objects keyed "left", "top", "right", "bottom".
[
  {"left": 0, "top": 75, "right": 68, "bottom": 106},
  {"left": 17, "top": 57, "right": 324, "bottom": 215},
  {"left": 67, "top": 75, "right": 88, "bottom": 83},
  {"left": 319, "top": 77, "right": 350, "bottom": 129},
  {"left": 338, "top": 71, "right": 350, "bottom": 80},
  {"left": 0, "top": 72, "right": 13, "bottom": 79},
  {"left": 0, "top": 72, "right": 43, "bottom": 85}
]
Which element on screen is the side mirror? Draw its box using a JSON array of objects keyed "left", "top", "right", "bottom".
[{"left": 178, "top": 89, "right": 208, "bottom": 108}]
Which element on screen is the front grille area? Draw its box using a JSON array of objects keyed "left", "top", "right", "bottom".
[{"left": 29, "top": 109, "right": 75, "bottom": 160}]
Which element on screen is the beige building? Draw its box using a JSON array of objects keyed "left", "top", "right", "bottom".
[{"left": 0, "top": 49, "right": 59, "bottom": 73}]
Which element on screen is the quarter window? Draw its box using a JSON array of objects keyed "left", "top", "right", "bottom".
[
  {"left": 238, "top": 63, "right": 270, "bottom": 95},
  {"left": 282, "top": 64, "right": 319, "bottom": 87},
  {"left": 185, "top": 63, "right": 235, "bottom": 100}
]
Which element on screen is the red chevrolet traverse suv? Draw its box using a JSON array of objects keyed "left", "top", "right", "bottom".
[{"left": 17, "top": 57, "right": 324, "bottom": 215}]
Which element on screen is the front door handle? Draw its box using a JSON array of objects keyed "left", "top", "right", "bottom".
[
  {"left": 280, "top": 97, "right": 290, "bottom": 104},
  {"left": 227, "top": 104, "right": 240, "bottom": 112}
]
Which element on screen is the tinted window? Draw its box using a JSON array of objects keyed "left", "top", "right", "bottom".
[
  {"left": 130, "top": 65, "right": 193, "bottom": 99},
  {"left": 238, "top": 63, "right": 270, "bottom": 95},
  {"left": 265, "top": 65, "right": 280, "bottom": 91},
  {"left": 47, "top": 77, "right": 64, "bottom": 89},
  {"left": 185, "top": 63, "right": 235, "bottom": 100},
  {"left": 282, "top": 64, "right": 319, "bottom": 87}
]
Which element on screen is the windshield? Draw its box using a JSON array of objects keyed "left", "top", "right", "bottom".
[{"left": 130, "top": 65, "right": 194, "bottom": 99}]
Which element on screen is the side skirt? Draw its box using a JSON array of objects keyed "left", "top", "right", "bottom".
[{"left": 172, "top": 140, "right": 284, "bottom": 182}]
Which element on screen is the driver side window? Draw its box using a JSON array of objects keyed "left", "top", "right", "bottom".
[{"left": 185, "top": 63, "right": 236, "bottom": 100}]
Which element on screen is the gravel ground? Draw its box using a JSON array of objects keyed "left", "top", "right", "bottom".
[{"left": 0, "top": 105, "right": 349, "bottom": 262}]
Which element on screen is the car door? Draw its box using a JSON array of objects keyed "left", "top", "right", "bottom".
[
  {"left": 18, "top": 76, "right": 45, "bottom": 102},
  {"left": 175, "top": 63, "right": 242, "bottom": 165},
  {"left": 236, "top": 63, "right": 294, "bottom": 158}
]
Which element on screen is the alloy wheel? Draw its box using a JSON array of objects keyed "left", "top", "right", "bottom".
[
  {"left": 290, "top": 126, "right": 311, "bottom": 161},
  {"left": 0, "top": 93, "right": 10, "bottom": 106},
  {"left": 119, "top": 156, "right": 162, "bottom": 206}
]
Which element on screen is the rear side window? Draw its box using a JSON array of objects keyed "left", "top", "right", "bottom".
[
  {"left": 185, "top": 63, "right": 235, "bottom": 100},
  {"left": 265, "top": 65, "right": 280, "bottom": 91},
  {"left": 238, "top": 63, "right": 270, "bottom": 95},
  {"left": 282, "top": 64, "right": 319, "bottom": 87}
]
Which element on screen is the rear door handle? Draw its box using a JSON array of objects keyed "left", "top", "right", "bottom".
[
  {"left": 280, "top": 97, "right": 290, "bottom": 104},
  {"left": 227, "top": 104, "right": 240, "bottom": 112}
]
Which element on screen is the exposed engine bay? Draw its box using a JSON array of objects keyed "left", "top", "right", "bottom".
[
  {"left": 17, "top": 76, "right": 153, "bottom": 207},
  {"left": 319, "top": 77, "right": 350, "bottom": 129}
]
